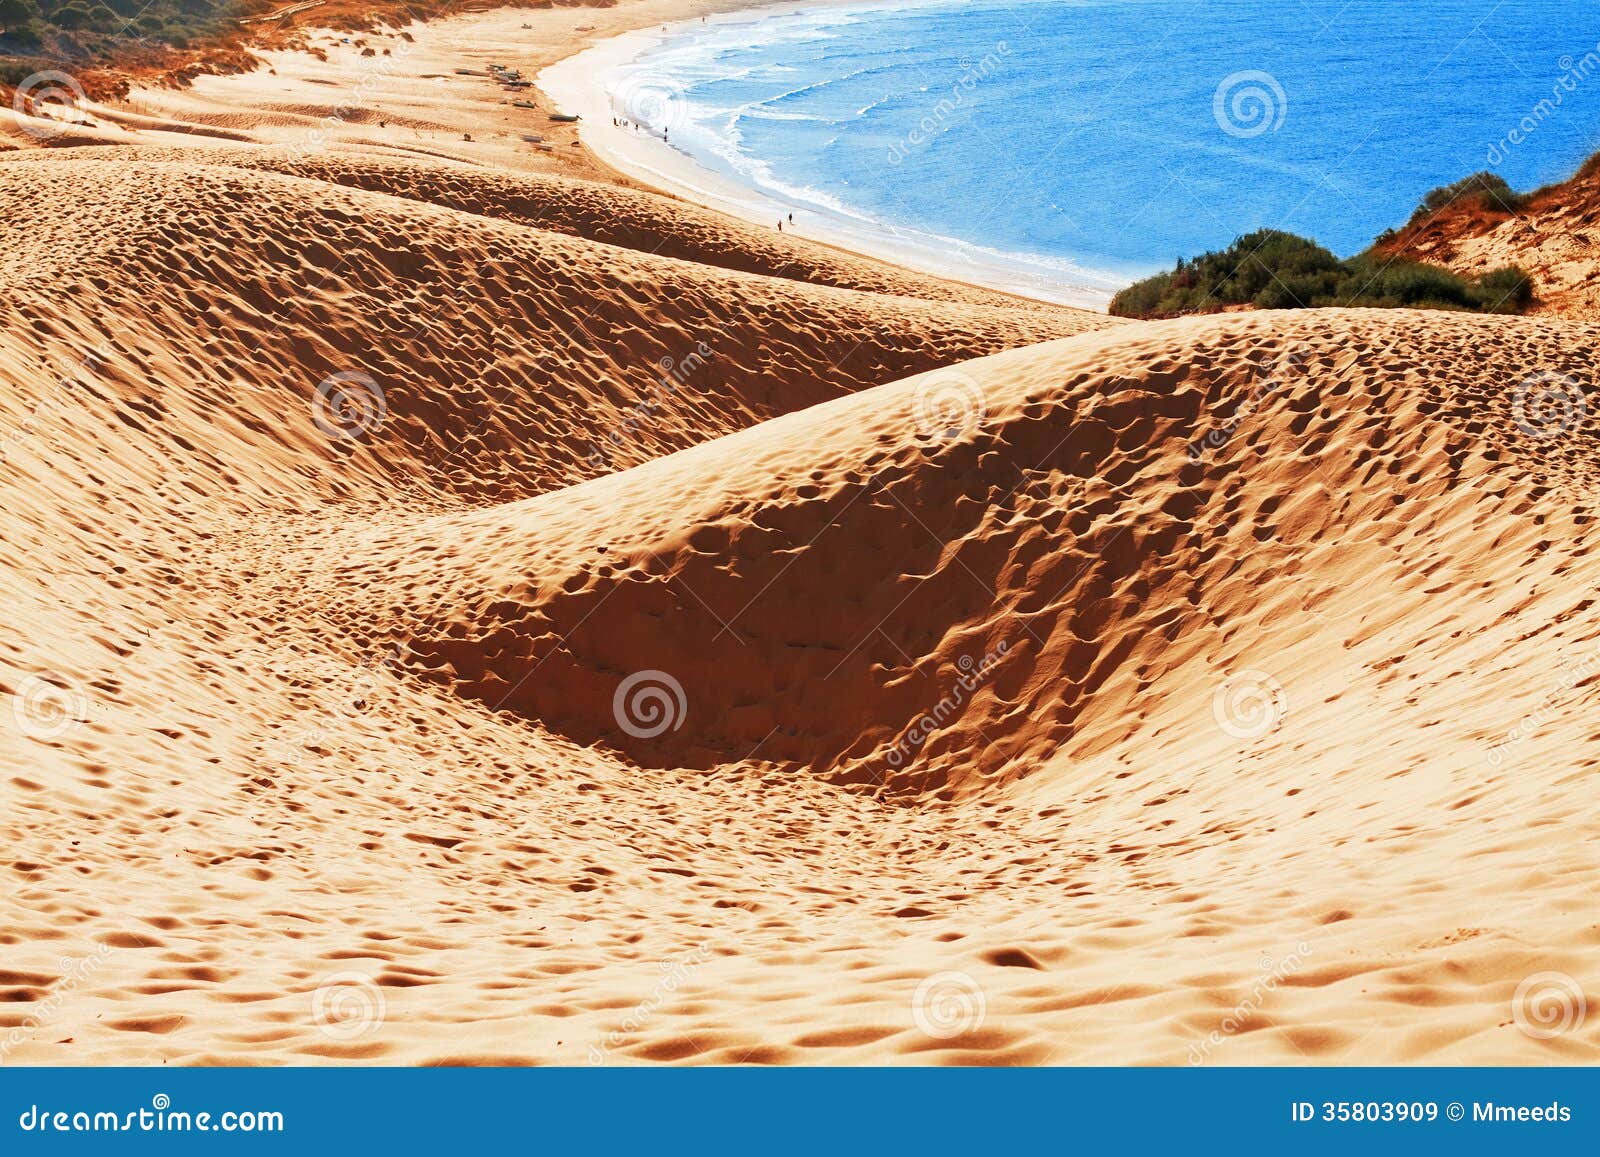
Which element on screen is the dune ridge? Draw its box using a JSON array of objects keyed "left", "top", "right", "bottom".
[
  {"left": 1379, "top": 159, "right": 1600, "bottom": 321},
  {"left": 1, "top": 4, "right": 1597, "bottom": 1066}
]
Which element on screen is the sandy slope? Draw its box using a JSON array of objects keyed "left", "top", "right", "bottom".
[
  {"left": 1379, "top": 162, "right": 1600, "bottom": 321},
  {"left": 2, "top": 5, "right": 1598, "bottom": 1066}
]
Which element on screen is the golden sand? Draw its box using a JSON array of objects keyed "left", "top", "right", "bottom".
[{"left": 0, "top": 4, "right": 1596, "bottom": 1065}]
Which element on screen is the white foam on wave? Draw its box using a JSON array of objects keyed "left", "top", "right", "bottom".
[{"left": 601, "top": 0, "right": 1134, "bottom": 303}]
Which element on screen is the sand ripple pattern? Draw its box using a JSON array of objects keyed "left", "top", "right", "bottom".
[{"left": 0, "top": 9, "right": 1597, "bottom": 1067}]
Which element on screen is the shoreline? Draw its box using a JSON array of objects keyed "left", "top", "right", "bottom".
[{"left": 538, "top": 3, "right": 1122, "bottom": 310}]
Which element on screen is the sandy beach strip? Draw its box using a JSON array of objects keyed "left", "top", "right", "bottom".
[{"left": 537, "top": 3, "right": 1124, "bottom": 308}]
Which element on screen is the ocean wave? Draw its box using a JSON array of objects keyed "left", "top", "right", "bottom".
[
  {"left": 612, "top": 0, "right": 1600, "bottom": 282},
  {"left": 752, "top": 62, "right": 924, "bottom": 110}
]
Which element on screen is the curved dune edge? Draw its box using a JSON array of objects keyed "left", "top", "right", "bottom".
[{"left": 1, "top": 4, "right": 1598, "bottom": 1066}]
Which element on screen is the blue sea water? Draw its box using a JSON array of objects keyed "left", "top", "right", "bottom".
[{"left": 609, "top": 0, "right": 1600, "bottom": 297}]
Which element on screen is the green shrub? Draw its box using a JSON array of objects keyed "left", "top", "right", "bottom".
[
  {"left": 0, "top": 52, "right": 50, "bottom": 82},
  {"left": 45, "top": 1, "right": 89, "bottom": 27},
  {"left": 1415, "top": 171, "right": 1525, "bottom": 218},
  {"left": 1474, "top": 265, "right": 1534, "bottom": 312},
  {"left": 1111, "top": 229, "right": 1534, "bottom": 319},
  {"left": 4, "top": 0, "right": 240, "bottom": 54},
  {"left": 0, "top": 0, "right": 38, "bottom": 27},
  {"left": 0, "top": 19, "right": 43, "bottom": 45}
]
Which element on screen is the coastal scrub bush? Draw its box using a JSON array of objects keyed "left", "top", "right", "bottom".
[
  {"left": 1472, "top": 265, "right": 1535, "bottom": 312},
  {"left": 1, "top": 0, "right": 247, "bottom": 70},
  {"left": 1414, "top": 171, "right": 1525, "bottom": 218},
  {"left": 43, "top": 1, "right": 88, "bottom": 28},
  {"left": 1110, "top": 229, "right": 1533, "bottom": 318},
  {"left": 0, "top": 0, "right": 39, "bottom": 30},
  {"left": 0, "top": 53, "right": 50, "bottom": 82}
]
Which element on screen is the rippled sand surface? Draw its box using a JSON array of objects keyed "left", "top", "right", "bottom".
[{"left": 1, "top": 5, "right": 1595, "bottom": 1065}]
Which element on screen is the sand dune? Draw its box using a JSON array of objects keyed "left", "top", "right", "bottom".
[{"left": 2, "top": 5, "right": 1597, "bottom": 1066}]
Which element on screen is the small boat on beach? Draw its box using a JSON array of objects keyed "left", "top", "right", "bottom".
[{"left": 549, "top": 113, "right": 581, "bottom": 123}]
